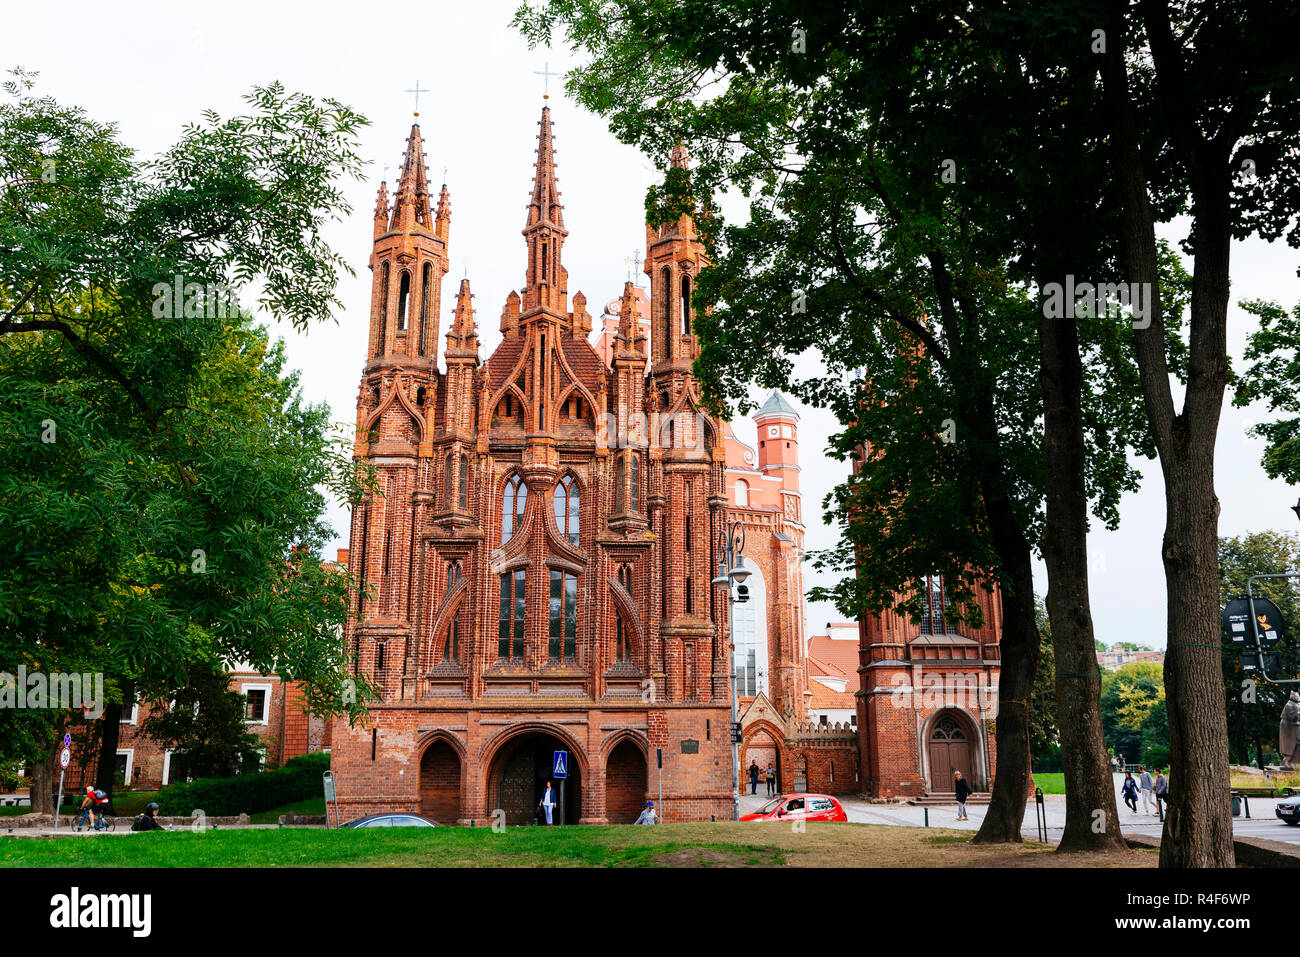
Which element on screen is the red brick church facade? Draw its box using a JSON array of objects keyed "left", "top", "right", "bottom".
[{"left": 330, "top": 109, "right": 749, "bottom": 823}]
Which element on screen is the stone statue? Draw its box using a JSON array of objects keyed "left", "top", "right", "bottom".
[{"left": 1280, "top": 692, "right": 1300, "bottom": 770}]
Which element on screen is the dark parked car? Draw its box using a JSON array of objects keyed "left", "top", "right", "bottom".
[
  {"left": 343, "top": 813, "right": 438, "bottom": 828},
  {"left": 1275, "top": 794, "right": 1300, "bottom": 826}
]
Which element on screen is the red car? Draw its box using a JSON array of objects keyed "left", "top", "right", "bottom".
[{"left": 739, "top": 793, "right": 848, "bottom": 823}]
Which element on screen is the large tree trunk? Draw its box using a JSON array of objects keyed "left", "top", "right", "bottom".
[
  {"left": 964, "top": 383, "right": 1041, "bottom": 845},
  {"left": 1038, "top": 307, "right": 1126, "bottom": 852},
  {"left": 1100, "top": 14, "right": 1235, "bottom": 866},
  {"left": 95, "top": 697, "right": 124, "bottom": 800},
  {"left": 971, "top": 538, "right": 1038, "bottom": 844},
  {"left": 1158, "top": 419, "right": 1234, "bottom": 866}
]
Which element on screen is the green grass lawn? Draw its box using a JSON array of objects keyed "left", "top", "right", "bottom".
[
  {"left": 1031, "top": 773, "right": 1066, "bottom": 794},
  {"left": 0, "top": 822, "right": 1157, "bottom": 869}
]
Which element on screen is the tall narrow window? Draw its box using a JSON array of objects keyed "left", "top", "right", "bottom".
[
  {"left": 680, "top": 274, "right": 691, "bottom": 335},
  {"left": 541, "top": 242, "right": 548, "bottom": 282},
  {"left": 377, "top": 262, "right": 390, "bottom": 355},
  {"left": 458, "top": 454, "right": 469, "bottom": 509},
  {"left": 615, "top": 616, "right": 630, "bottom": 662},
  {"left": 419, "top": 263, "right": 431, "bottom": 356},
  {"left": 685, "top": 577, "right": 693, "bottom": 614},
  {"left": 549, "top": 570, "right": 577, "bottom": 660},
  {"left": 616, "top": 459, "right": 625, "bottom": 512},
  {"left": 502, "top": 475, "right": 527, "bottom": 544},
  {"left": 630, "top": 456, "right": 640, "bottom": 512},
  {"left": 920, "top": 575, "right": 947, "bottom": 634},
  {"left": 554, "top": 475, "right": 579, "bottom": 545},
  {"left": 443, "top": 612, "right": 459, "bottom": 663},
  {"left": 396, "top": 270, "right": 410, "bottom": 331},
  {"left": 446, "top": 561, "right": 461, "bottom": 589},
  {"left": 659, "top": 266, "right": 671, "bottom": 358},
  {"left": 685, "top": 514, "right": 691, "bottom": 553},
  {"left": 498, "top": 570, "right": 525, "bottom": 661},
  {"left": 444, "top": 453, "right": 455, "bottom": 508}
]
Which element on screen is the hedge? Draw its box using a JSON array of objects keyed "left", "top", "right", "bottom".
[{"left": 154, "top": 752, "right": 331, "bottom": 817}]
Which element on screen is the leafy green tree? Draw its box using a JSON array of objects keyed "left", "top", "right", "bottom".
[
  {"left": 139, "top": 664, "right": 264, "bottom": 781},
  {"left": 1217, "top": 531, "right": 1300, "bottom": 767},
  {"left": 1094, "top": 0, "right": 1300, "bottom": 867},
  {"left": 1102, "top": 662, "right": 1165, "bottom": 766},
  {"left": 0, "top": 71, "right": 376, "bottom": 811},
  {"left": 514, "top": 0, "right": 1170, "bottom": 851}
]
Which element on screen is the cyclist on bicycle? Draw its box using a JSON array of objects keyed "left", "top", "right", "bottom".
[{"left": 78, "top": 785, "right": 110, "bottom": 829}]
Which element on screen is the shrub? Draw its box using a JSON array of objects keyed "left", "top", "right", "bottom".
[{"left": 155, "top": 752, "right": 330, "bottom": 816}]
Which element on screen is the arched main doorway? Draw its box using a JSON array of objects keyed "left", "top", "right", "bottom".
[
  {"left": 926, "top": 711, "right": 974, "bottom": 793},
  {"left": 742, "top": 726, "right": 781, "bottom": 794},
  {"left": 419, "top": 738, "right": 462, "bottom": 824},
  {"left": 605, "top": 739, "right": 648, "bottom": 823},
  {"left": 489, "top": 731, "right": 583, "bottom": 825}
]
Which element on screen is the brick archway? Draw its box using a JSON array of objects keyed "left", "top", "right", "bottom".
[
  {"left": 481, "top": 724, "right": 588, "bottom": 826},
  {"left": 418, "top": 733, "right": 464, "bottom": 824},
  {"left": 741, "top": 719, "right": 785, "bottom": 795},
  {"left": 924, "top": 709, "right": 980, "bottom": 793}
]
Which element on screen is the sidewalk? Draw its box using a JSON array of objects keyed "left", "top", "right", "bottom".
[{"left": 740, "top": 773, "right": 1285, "bottom": 842}]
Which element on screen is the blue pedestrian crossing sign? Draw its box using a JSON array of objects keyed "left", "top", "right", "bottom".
[{"left": 553, "top": 750, "right": 568, "bottom": 779}]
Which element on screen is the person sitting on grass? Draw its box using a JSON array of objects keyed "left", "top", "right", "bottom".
[{"left": 131, "top": 801, "right": 165, "bottom": 832}]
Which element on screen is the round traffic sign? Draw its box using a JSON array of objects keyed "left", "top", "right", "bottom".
[
  {"left": 59, "top": 748, "right": 71, "bottom": 769},
  {"left": 62, "top": 733, "right": 71, "bottom": 747}
]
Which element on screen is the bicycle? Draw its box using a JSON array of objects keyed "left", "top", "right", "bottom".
[{"left": 72, "top": 807, "right": 117, "bottom": 832}]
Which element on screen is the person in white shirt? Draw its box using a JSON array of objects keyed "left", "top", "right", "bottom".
[{"left": 634, "top": 801, "right": 658, "bottom": 825}]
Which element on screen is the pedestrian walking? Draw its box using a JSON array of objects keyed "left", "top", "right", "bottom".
[
  {"left": 1120, "top": 772, "right": 1139, "bottom": 813},
  {"left": 1154, "top": 770, "right": 1168, "bottom": 816},
  {"left": 1110, "top": 755, "right": 1119, "bottom": 773},
  {"left": 748, "top": 761, "right": 760, "bottom": 795},
  {"left": 954, "top": 771, "right": 972, "bottom": 821},
  {"left": 1138, "top": 766, "right": 1155, "bottom": 814},
  {"left": 539, "top": 780, "right": 557, "bottom": 826},
  {"left": 634, "top": 800, "right": 658, "bottom": 825},
  {"left": 765, "top": 763, "right": 776, "bottom": 796}
]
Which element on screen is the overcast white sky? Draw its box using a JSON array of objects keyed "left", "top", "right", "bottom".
[{"left": 6, "top": 0, "right": 1299, "bottom": 650}]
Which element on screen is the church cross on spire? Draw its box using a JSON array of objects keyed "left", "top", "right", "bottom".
[
  {"left": 405, "top": 80, "right": 428, "bottom": 117},
  {"left": 534, "top": 61, "right": 561, "bottom": 100}
]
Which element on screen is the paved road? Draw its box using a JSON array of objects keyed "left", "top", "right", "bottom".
[{"left": 738, "top": 774, "right": 1300, "bottom": 845}]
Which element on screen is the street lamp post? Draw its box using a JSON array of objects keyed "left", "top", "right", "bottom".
[{"left": 713, "top": 518, "right": 748, "bottom": 823}]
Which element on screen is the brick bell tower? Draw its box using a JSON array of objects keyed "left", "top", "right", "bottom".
[
  {"left": 643, "top": 144, "right": 728, "bottom": 704},
  {"left": 348, "top": 118, "right": 450, "bottom": 692}
]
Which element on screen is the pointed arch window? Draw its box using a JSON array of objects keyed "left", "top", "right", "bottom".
[
  {"left": 396, "top": 270, "right": 411, "bottom": 331},
  {"left": 549, "top": 570, "right": 577, "bottom": 660},
  {"left": 554, "top": 475, "right": 579, "bottom": 545},
  {"left": 377, "top": 262, "right": 390, "bottom": 355},
  {"left": 659, "top": 266, "right": 671, "bottom": 358},
  {"left": 443, "top": 610, "right": 460, "bottom": 663},
  {"left": 615, "top": 614, "right": 630, "bottom": 662},
  {"left": 502, "top": 474, "right": 527, "bottom": 544},
  {"left": 458, "top": 454, "right": 469, "bottom": 509},
  {"left": 446, "top": 561, "right": 462, "bottom": 590},
  {"left": 498, "top": 570, "right": 525, "bottom": 661},
  {"left": 919, "top": 574, "right": 947, "bottom": 634},
  {"left": 419, "top": 263, "right": 432, "bottom": 356},
  {"left": 680, "top": 273, "right": 691, "bottom": 335}
]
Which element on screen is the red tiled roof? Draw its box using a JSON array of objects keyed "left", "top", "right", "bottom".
[
  {"left": 806, "top": 653, "right": 846, "bottom": 679},
  {"left": 808, "top": 635, "right": 860, "bottom": 693},
  {"left": 808, "top": 681, "right": 855, "bottom": 711}
]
